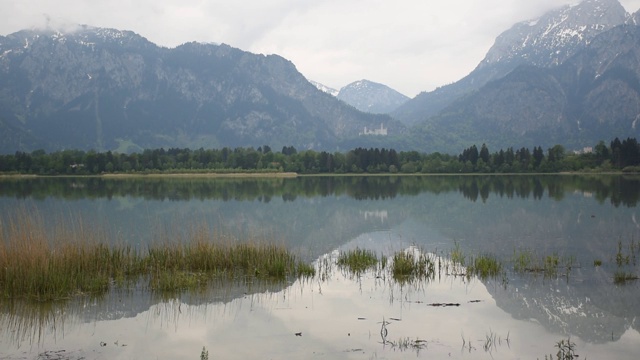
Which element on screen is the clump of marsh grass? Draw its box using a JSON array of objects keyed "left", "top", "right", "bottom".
[
  {"left": 337, "top": 248, "right": 380, "bottom": 275},
  {"left": 615, "top": 239, "right": 638, "bottom": 266},
  {"left": 200, "top": 346, "right": 209, "bottom": 360},
  {"left": 0, "top": 211, "right": 314, "bottom": 300},
  {"left": 542, "top": 337, "right": 579, "bottom": 360},
  {"left": 388, "top": 337, "right": 427, "bottom": 353},
  {"left": 390, "top": 248, "right": 435, "bottom": 283},
  {"left": 0, "top": 211, "right": 142, "bottom": 301},
  {"left": 467, "top": 254, "right": 503, "bottom": 280},
  {"left": 444, "top": 244, "right": 504, "bottom": 280},
  {"left": 593, "top": 259, "right": 602, "bottom": 267},
  {"left": 512, "top": 249, "right": 573, "bottom": 278},
  {"left": 450, "top": 241, "right": 465, "bottom": 266},
  {"left": 613, "top": 271, "right": 639, "bottom": 285},
  {"left": 145, "top": 240, "right": 313, "bottom": 291},
  {"left": 610, "top": 238, "right": 640, "bottom": 285}
]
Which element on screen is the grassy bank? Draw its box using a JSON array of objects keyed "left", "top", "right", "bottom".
[
  {"left": 0, "top": 212, "right": 314, "bottom": 301},
  {"left": 101, "top": 172, "right": 298, "bottom": 178}
]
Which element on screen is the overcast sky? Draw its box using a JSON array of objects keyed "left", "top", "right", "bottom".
[{"left": 2, "top": 0, "right": 640, "bottom": 97}]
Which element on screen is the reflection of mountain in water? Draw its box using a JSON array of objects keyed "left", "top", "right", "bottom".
[
  {"left": 85, "top": 280, "right": 290, "bottom": 322},
  {"left": 0, "top": 280, "right": 290, "bottom": 347},
  {"left": 1, "top": 175, "right": 640, "bottom": 345},
  {"left": 484, "top": 267, "right": 640, "bottom": 344}
]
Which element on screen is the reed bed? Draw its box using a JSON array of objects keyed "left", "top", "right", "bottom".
[
  {"left": 0, "top": 211, "right": 314, "bottom": 301},
  {"left": 391, "top": 249, "right": 436, "bottom": 283},
  {"left": 466, "top": 254, "right": 503, "bottom": 279},
  {"left": 146, "top": 241, "right": 315, "bottom": 291},
  {"left": 336, "top": 247, "right": 380, "bottom": 274}
]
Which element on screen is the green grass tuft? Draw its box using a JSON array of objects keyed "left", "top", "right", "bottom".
[
  {"left": 391, "top": 250, "right": 435, "bottom": 283},
  {"left": 613, "top": 271, "right": 638, "bottom": 285},
  {"left": 337, "top": 248, "right": 379, "bottom": 274},
  {"left": 467, "top": 254, "right": 503, "bottom": 279}
]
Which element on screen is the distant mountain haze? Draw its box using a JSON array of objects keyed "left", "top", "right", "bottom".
[
  {"left": 0, "top": 26, "right": 404, "bottom": 153},
  {"left": 310, "top": 79, "right": 409, "bottom": 114},
  {"left": 336, "top": 80, "right": 409, "bottom": 114},
  {"left": 1, "top": 0, "right": 640, "bottom": 155}
]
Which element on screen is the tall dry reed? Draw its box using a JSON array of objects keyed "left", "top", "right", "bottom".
[{"left": 0, "top": 210, "right": 313, "bottom": 300}]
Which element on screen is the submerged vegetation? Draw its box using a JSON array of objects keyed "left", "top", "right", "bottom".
[
  {"left": 448, "top": 243, "right": 504, "bottom": 280},
  {"left": 2, "top": 208, "right": 637, "bottom": 302},
  {"left": 467, "top": 254, "right": 503, "bottom": 280},
  {"left": 542, "top": 338, "right": 579, "bottom": 360},
  {"left": 390, "top": 249, "right": 435, "bottom": 283},
  {"left": 512, "top": 249, "right": 574, "bottom": 278},
  {"left": 0, "top": 212, "right": 314, "bottom": 301},
  {"left": 336, "top": 248, "right": 380, "bottom": 275},
  {"left": 1, "top": 211, "right": 636, "bottom": 359},
  {"left": 613, "top": 238, "right": 640, "bottom": 285}
]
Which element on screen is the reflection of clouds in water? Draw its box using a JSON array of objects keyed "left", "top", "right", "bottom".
[{"left": 2, "top": 258, "right": 640, "bottom": 359}]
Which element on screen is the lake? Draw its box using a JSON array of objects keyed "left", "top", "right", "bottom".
[{"left": 0, "top": 175, "right": 639, "bottom": 359}]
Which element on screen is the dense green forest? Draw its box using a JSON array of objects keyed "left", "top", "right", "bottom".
[{"left": 1, "top": 138, "right": 639, "bottom": 175}]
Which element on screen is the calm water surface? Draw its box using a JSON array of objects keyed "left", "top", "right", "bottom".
[{"left": 0, "top": 175, "right": 639, "bottom": 359}]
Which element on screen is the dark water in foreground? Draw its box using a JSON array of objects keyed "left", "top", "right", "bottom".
[{"left": 0, "top": 175, "right": 639, "bottom": 359}]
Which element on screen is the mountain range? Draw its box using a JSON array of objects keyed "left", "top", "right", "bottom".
[
  {"left": 409, "top": 0, "right": 640, "bottom": 153},
  {"left": 311, "top": 79, "right": 409, "bottom": 114},
  {"left": 336, "top": 80, "right": 409, "bottom": 114},
  {"left": 0, "top": 27, "right": 404, "bottom": 153},
  {"left": 1, "top": 0, "right": 640, "bottom": 154},
  {"left": 393, "top": 0, "right": 629, "bottom": 125}
]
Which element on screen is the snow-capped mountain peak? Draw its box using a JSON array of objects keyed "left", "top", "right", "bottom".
[
  {"left": 309, "top": 80, "right": 339, "bottom": 96},
  {"left": 480, "top": 0, "right": 628, "bottom": 68},
  {"left": 337, "top": 79, "right": 409, "bottom": 114},
  {"left": 4, "top": 25, "right": 153, "bottom": 54}
]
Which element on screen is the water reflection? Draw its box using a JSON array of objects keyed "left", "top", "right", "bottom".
[
  {"left": 1, "top": 175, "right": 639, "bottom": 358},
  {"left": 2, "top": 242, "right": 639, "bottom": 359},
  {"left": 1, "top": 175, "right": 640, "bottom": 206},
  {"left": 0, "top": 280, "right": 290, "bottom": 349}
]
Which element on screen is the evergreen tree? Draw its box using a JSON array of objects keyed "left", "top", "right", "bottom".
[{"left": 479, "top": 144, "right": 490, "bottom": 165}]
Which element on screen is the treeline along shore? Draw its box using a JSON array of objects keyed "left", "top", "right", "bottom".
[{"left": 1, "top": 138, "right": 639, "bottom": 175}]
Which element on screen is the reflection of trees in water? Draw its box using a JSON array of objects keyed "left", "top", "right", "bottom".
[
  {"left": 456, "top": 175, "right": 640, "bottom": 206},
  {"left": 1, "top": 175, "right": 640, "bottom": 206}
]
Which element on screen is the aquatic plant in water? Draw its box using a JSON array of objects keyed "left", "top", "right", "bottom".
[
  {"left": 0, "top": 211, "right": 315, "bottom": 300},
  {"left": 390, "top": 248, "right": 435, "bottom": 283},
  {"left": 466, "top": 254, "right": 503, "bottom": 280},
  {"left": 613, "top": 270, "right": 639, "bottom": 285},
  {"left": 336, "top": 248, "right": 379, "bottom": 275},
  {"left": 543, "top": 338, "right": 578, "bottom": 360},
  {"left": 200, "top": 346, "right": 209, "bottom": 360},
  {"left": 512, "top": 249, "right": 573, "bottom": 278}
]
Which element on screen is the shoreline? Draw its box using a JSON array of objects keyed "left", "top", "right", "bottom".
[
  {"left": 0, "top": 171, "right": 635, "bottom": 178},
  {"left": 0, "top": 172, "right": 299, "bottom": 179},
  {"left": 101, "top": 172, "right": 299, "bottom": 178}
]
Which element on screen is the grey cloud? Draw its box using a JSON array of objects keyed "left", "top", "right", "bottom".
[{"left": 1, "top": 0, "right": 640, "bottom": 96}]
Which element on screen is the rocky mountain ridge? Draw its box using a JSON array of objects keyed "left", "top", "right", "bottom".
[
  {"left": 336, "top": 79, "right": 409, "bottom": 114},
  {"left": 393, "top": 0, "right": 630, "bottom": 126},
  {"left": 0, "top": 26, "right": 403, "bottom": 153},
  {"left": 415, "top": 23, "right": 640, "bottom": 152},
  {"left": 1, "top": 0, "right": 640, "bottom": 155},
  {"left": 309, "top": 80, "right": 339, "bottom": 97}
]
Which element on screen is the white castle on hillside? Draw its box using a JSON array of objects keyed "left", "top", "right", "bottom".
[{"left": 360, "top": 123, "right": 388, "bottom": 136}]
